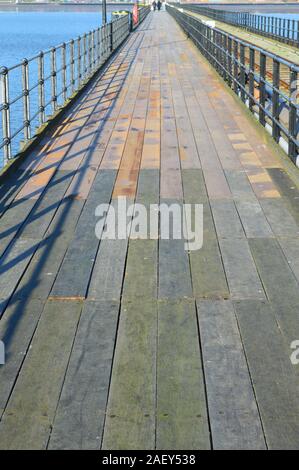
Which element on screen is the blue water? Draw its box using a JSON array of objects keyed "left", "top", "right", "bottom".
[{"left": 0, "top": 12, "right": 109, "bottom": 68}]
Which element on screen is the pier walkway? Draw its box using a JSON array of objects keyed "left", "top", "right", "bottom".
[{"left": 0, "top": 11, "right": 299, "bottom": 450}]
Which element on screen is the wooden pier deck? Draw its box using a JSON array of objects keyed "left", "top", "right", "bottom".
[{"left": 0, "top": 11, "right": 299, "bottom": 450}]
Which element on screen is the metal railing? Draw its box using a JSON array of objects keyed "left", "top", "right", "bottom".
[
  {"left": 0, "top": 6, "right": 150, "bottom": 169},
  {"left": 167, "top": 5, "right": 299, "bottom": 163},
  {"left": 136, "top": 5, "right": 151, "bottom": 27},
  {"left": 177, "top": 4, "right": 299, "bottom": 48}
]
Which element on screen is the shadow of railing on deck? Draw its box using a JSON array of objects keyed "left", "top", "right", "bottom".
[{"left": 0, "top": 29, "right": 143, "bottom": 374}]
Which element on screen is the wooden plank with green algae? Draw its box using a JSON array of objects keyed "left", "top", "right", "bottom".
[
  {"left": 49, "top": 301, "right": 120, "bottom": 450},
  {"left": 234, "top": 299, "right": 299, "bottom": 450},
  {"left": 249, "top": 238, "right": 299, "bottom": 340},
  {"left": 197, "top": 300, "right": 266, "bottom": 450},
  {"left": 220, "top": 238, "right": 266, "bottom": 300},
  {"left": 0, "top": 298, "right": 46, "bottom": 416},
  {"left": 102, "top": 299, "right": 157, "bottom": 450},
  {"left": 190, "top": 237, "right": 229, "bottom": 299},
  {"left": 267, "top": 168, "right": 299, "bottom": 225},
  {"left": 156, "top": 299, "right": 210, "bottom": 450},
  {"left": 181, "top": 169, "right": 208, "bottom": 204},
  {"left": 0, "top": 300, "right": 82, "bottom": 450},
  {"left": 122, "top": 240, "right": 158, "bottom": 301}
]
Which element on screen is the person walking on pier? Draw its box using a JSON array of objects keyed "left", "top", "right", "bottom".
[
  {"left": 157, "top": 1, "right": 162, "bottom": 11},
  {"left": 152, "top": 1, "right": 157, "bottom": 11}
]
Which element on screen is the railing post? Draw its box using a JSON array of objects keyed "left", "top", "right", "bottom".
[
  {"left": 272, "top": 59, "right": 280, "bottom": 143},
  {"left": 88, "top": 32, "right": 91, "bottom": 73},
  {"left": 83, "top": 33, "right": 87, "bottom": 76},
  {"left": 96, "top": 28, "right": 101, "bottom": 65},
  {"left": 227, "top": 36, "right": 232, "bottom": 87},
  {"left": 289, "top": 69, "right": 298, "bottom": 162},
  {"left": 62, "top": 43, "right": 67, "bottom": 102},
  {"left": 70, "top": 39, "right": 75, "bottom": 93},
  {"left": 233, "top": 40, "right": 238, "bottom": 95},
  {"left": 100, "top": 26, "right": 104, "bottom": 62},
  {"left": 249, "top": 48, "right": 255, "bottom": 111},
  {"left": 222, "top": 34, "right": 227, "bottom": 82},
  {"left": 38, "top": 51, "right": 45, "bottom": 125},
  {"left": 0, "top": 67, "right": 11, "bottom": 164},
  {"left": 51, "top": 47, "right": 57, "bottom": 113},
  {"left": 22, "top": 58, "right": 31, "bottom": 141},
  {"left": 110, "top": 21, "right": 113, "bottom": 52},
  {"left": 77, "top": 36, "right": 81, "bottom": 83},
  {"left": 259, "top": 52, "right": 266, "bottom": 126},
  {"left": 91, "top": 30, "right": 95, "bottom": 69},
  {"left": 240, "top": 43, "right": 246, "bottom": 102}
]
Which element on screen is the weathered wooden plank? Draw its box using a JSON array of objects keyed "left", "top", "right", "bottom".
[
  {"left": 211, "top": 200, "right": 245, "bottom": 239},
  {"left": 236, "top": 200, "right": 274, "bottom": 238},
  {"left": 206, "top": 127, "right": 243, "bottom": 171},
  {"left": 0, "top": 300, "right": 82, "bottom": 449},
  {"left": 190, "top": 238, "right": 229, "bottom": 299},
  {"left": 278, "top": 237, "right": 299, "bottom": 283},
  {"left": 160, "top": 115, "right": 183, "bottom": 199},
  {"left": 0, "top": 298, "right": 46, "bottom": 415},
  {"left": 224, "top": 169, "right": 256, "bottom": 201},
  {"left": 249, "top": 238, "right": 299, "bottom": 306},
  {"left": 49, "top": 301, "right": 119, "bottom": 450},
  {"left": 249, "top": 238, "right": 299, "bottom": 339},
  {"left": 141, "top": 119, "right": 160, "bottom": 169},
  {"left": 203, "top": 167, "right": 232, "bottom": 200},
  {"left": 260, "top": 198, "right": 299, "bottom": 238},
  {"left": 246, "top": 168, "right": 281, "bottom": 199},
  {"left": 0, "top": 199, "right": 36, "bottom": 258},
  {"left": 112, "top": 119, "right": 146, "bottom": 199},
  {"left": 102, "top": 299, "right": 157, "bottom": 450},
  {"left": 0, "top": 170, "right": 29, "bottom": 217},
  {"left": 157, "top": 299, "right": 210, "bottom": 450},
  {"left": 100, "top": 58, "right": 145, "bottom": 171},
  {"left": 87, "top": 193, "right": 134, "bottom": 301},
  {"left": 88, "top": 237, "right": 128, "bottom": 301},
  {"left": 234, "top": 300, "right": 299, "bottom": 449},
  {"left": 50, "top": 170, "right": 117, "bottom": 298},
  {"left": 196, "top": 300, "right": 265, "bottom": 450},
  {"left": 136, "top": 168, "right": 160, "bottom": 206},
  {"left": 267, "top": 168, "right": 299, "bottom": 224},
  {"left": 220, "top": 238, "right": 266, "bottom": 300},
  {"left": 14, "top": 199, "right": 84, "bottom": 300},
  {"left": 159, "top": 237, "right": 192, "bottom": 300},
  {"left": 123, "top": 240, "right": 157, "bottom": 301},
  {"left": 0, "top": 237, "right": 41, "bottom": 303},
  {"left": 18, "top": 170, "right": 74, "bottom": 239},
  {"left": 181, "top": 169, "right": 208, "bottom": 204}
]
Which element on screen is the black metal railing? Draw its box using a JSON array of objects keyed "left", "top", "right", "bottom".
[
  {"left": 0, "top": 6, "right": 150, "bottom": 169},
  {"left": 178, "top": 4, "right": 299, "bottom": 48},
  {"left": 167, "top": 5, "right": 299, "bottom": 163}
]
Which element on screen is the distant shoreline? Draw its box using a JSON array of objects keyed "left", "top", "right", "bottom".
[
  {"left": 0, "top": 2, "right": 135, "bottom": 13},
  {"left": 0, "top": 2, "right": 298, "bottom": 15}
]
